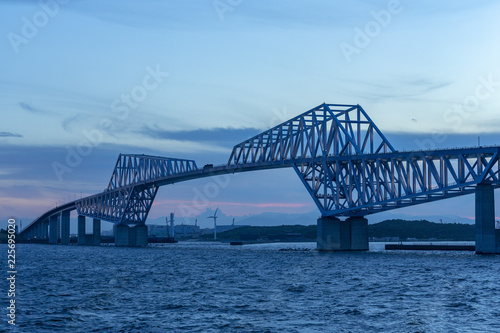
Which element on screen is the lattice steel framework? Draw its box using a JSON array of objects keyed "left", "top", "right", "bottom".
[
  {"left": 23, "top": 103, "right": 500, "bottom": 236},
  {"left": 227, "top": 103, "right": 500, "bottom": 216},
  {"left": 76, "top": 155, "right": 197, "bottom": 225},
  {"left": 294, "top": 148, "right": 500, "bottom": 216},
  {"left": 228, "top": 104, "right": 395, "bottom": 165},
  {"left": 108, "top": 154, "right": 198, "bottom": 190}
]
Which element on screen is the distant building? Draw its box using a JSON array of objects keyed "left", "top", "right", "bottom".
[
  {"left": 149, "top": 225, "right": 168, "bottom": 237},
  {"left": 174, "top": 224, "right": 201, "bottom": 238}
]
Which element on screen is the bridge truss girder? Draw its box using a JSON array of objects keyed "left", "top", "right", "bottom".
[
  {"left": 76, "top": 185, "right": 159, "bottom": 225},
  {"left": 228, "top": 103, "right": 395, "bottom": 165},
  {"left": 293, "top": 148, "right": 500, "bottom": 216},
  {"left": 107, "top": 154, "right": 197, "bottom": 190},
  {"left": 25, "top": 104, "right": 500, "bottom": 234},
  {"left": 75, "top": 153, "right": 194, "bottom": 225}
]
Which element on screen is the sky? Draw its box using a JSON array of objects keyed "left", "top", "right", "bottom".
[{"left": 1, "top": 0, "right": 500, "bottom": 229}]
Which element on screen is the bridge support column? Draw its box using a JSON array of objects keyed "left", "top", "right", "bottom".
[
  {"left": 114, "top": 224, "right": 148, "bottom": 247},
  {"left": 34, "top": 223, "right": 40, "bottom": 238},
  {"left": 317, "top": 216, "right": 368, "bottom": 251},
  {"left": 115, "top": 225, "right": 130, "bottom": 246},
  {"left": 61, "top": 210, "right": 70, "bottom": 245},
  {"left": 42, "top": 220, "right": 49, "bottom": 239},
  {"left": 57, "top": 215, "right": 61, "bottom": 241},
  {"left": 93, "top": 219, "right": 101, "bottom": 246},
  {"left": 128, "top": 226, "right": 137, "bottom": 246},
  {"left": 347, "top": 217, "right": 369, "bottom": 250},
  {"left": 317, "top": 216, "right": 346, "bottom": 250},
  {"left": 78, "top": 216, "right": 86, "bottom": 245},
  {"left": 135, "top": 225, "right": 148, "bottom": 247},
  {"left": 49, "top": 215, "right": 58, "bottom": 244},
  {"left": 475, "top": 183, "right": 499, "bottom": 254}
]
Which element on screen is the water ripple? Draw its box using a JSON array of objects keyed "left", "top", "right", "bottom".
[{"left": 4, "top": 243, "right": 500, "bottom": 332}]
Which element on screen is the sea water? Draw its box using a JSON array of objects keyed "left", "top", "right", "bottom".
[{"left": 2, "top": 242, "right": 499, "bottom": 332}]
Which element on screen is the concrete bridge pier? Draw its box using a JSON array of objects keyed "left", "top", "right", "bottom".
[
  {"left": 49, "top": 214, "right": 58, "bottom": 244},
  {"left": 135, "top": 225, "right": 148, "bottom": 246},
  {"left": 115, "top": 225, "right": 129, "bottom": 246},
  {"left": 42, "top": 220, "right": 49, "bottom": 239},
  {"left": 93, "top": 218, "right": 101, "bottom": 246},
  {"left": 34, "top": 223, "right": 41, "bottom": 239},
  {"left": 78, "top": 215, "right": 86, "bottom": 245},
  {"left": 76, "top": 216, "right": 101, "bottom": 245},
  {"left": 32, "top": 224, "right": 37, "bottom": 238},
  {"left": 28, "top": 225, "right": 33, "bottom": 239},
  {"left": 57, "top": 216, "right": 61, "bottom": 241},
  {"left": 115, "top": 224, "right": 148, "bottom": 247},
  {"left": 475, "top": 183, "right": 500, "bottom": 254},
  {"left": 61, "top": 210, "right": 70, "bottom": 245},
  {"left": 317, "top": 216, "right": 369, "bottom": 251}
]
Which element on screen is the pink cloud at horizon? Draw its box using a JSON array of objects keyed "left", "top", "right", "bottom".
[
  {"left": 149, "top": 199, "right": 315, "bottom": 218},
  {"left": 1, "top": 197, "right": 59, "bottom": 220}
]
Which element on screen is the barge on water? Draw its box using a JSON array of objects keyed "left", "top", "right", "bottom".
[{"left": 385, "top": 243, "right": 475, "bottom": 251}]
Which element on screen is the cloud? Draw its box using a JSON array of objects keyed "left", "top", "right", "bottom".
[
  {"left": 0, "top": 132, "right": 22, "bottom": 138},
  {"left": 19, "top": 102, "right": 56, "bottom": 115},
  {"left": 61, "top": 114, "right": 86, "bottom": 132},
  {"left": 336, "top": 77, "right": 453, "bottom": 102},
  {"left": 138, "top": 126, "right": 261, "bottom": 147},
  {"left": 65, "top": 1, "right": 209, "bottom": 30},
  {"left": 153, "top": 199, "right": 311, "bottom": 209},
  {"left": 407, "top": 78, "right": 452, "bottom": 93}
]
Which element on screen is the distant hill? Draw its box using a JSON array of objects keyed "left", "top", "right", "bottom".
[
  {"left": 201, "top": 225, "right": 316, "bottom": 241},
  {"left": 205, "top": 219, "right": 475, "bottom": 242},
  {"left": 144, "top": 209, "right": 475, "bottom": 230},
  {"left": 369, "top": 219, "right": 474, "bottom": 241}
]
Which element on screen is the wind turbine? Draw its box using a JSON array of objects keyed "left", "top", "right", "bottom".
[{"left": 207, "top": 208, "right": 219, "bottom": 240}]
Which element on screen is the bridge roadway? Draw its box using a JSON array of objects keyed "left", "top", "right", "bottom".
[{"left": 18, "top": 103, "right": 500, "bottom": 253}]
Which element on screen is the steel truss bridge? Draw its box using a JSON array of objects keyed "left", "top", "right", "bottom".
[{"left": 20, "top": 103, "right": 500, "bottom": 240}]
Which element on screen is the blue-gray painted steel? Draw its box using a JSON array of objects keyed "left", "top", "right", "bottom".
[
  {"left": 20, "top": 103, "right": 500, "bottom": 240},
  {"left": 475, "top": 183, "right": 498, "bottom": 253}
]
